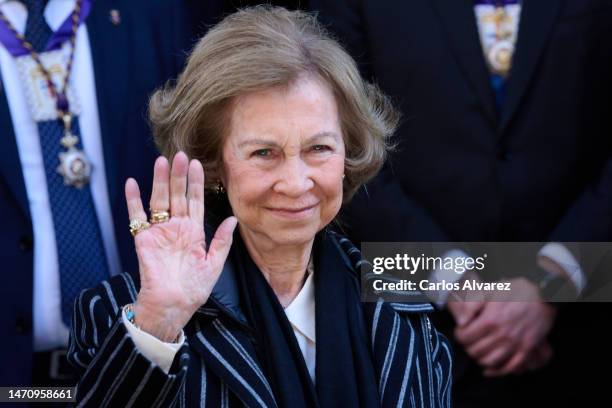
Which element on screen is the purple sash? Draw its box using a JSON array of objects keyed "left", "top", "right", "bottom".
[{"left": 0, "top": 0, "right": 92, "bottom": 57}]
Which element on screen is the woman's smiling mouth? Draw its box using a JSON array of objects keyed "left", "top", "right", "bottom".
[{"left": 264, "top": 203, "right": 319, "bottom": 219}]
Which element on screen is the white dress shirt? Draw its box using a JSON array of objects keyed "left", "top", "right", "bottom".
[
  {"left": 0, "top": 0, "right": 121, "bottom": 351},
  {"left": 125, "top": 268, "right": 317, "bottom": 381}
]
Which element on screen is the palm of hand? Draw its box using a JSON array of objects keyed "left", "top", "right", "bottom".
[
  {"left": 135, "top": 216, "right": 211, "bottom": 310},
  {"left": 124, "top": 153, "right": 237, "bottom": 341}
]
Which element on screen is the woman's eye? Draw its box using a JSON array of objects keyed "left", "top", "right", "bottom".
[
  {"left": 311, "top": 144, "right": 331, "bottom": 152},
  {"left": 252, "top": 149, "right": 271, "bottom": 158}
]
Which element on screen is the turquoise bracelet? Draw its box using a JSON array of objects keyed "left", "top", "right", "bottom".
[{"left": 124, "top": 303, "right": 137, "bottom": 326}]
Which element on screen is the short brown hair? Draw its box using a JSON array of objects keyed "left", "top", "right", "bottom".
[{"left": 149, "top": 5, "right": 398, "bottom": 201}]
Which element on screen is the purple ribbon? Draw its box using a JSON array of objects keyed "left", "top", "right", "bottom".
[{"left": 0, "top": 0, "right": 92, "bottom": 57}]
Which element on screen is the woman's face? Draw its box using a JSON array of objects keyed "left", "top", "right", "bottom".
[{"left": 222, "top": 75, "right": 345, "bottom": 247}]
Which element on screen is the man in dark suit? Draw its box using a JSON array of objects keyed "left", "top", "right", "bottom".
[
  {"left": 311, "top": 0, "right": 612, "bottom": 406},
  {"left": 0, "top": 0, "right": 227, "bottom": 387}
]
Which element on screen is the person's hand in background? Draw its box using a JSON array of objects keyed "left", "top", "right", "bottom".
[
  {"left": 454, "top": 278, "right": 557, "bottom": 377},
  {"left": 447, "top": 270, "right": 486, "bottom": 326}
]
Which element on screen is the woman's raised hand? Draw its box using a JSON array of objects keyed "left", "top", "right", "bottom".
[{"left": 125, "top": 152, "right": 237, "bottom": 342}]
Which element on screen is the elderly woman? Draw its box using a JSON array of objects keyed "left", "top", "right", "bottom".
[{"left": 68, "top": 6, "right": 451, "bottom": 407}]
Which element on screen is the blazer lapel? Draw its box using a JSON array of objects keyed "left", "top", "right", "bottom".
[
  {"left": 0, "top": 78, "right": 30, "bottom": 220},
  {"left": 500, "top": 0, "right": 562, "bottom": 132},
  {"left": 85, "top": 1, "right": 130, "bottom": 210},
  {"left": 190, "top": 313, "right": 278, "bottom": 408},
  {"left": 430, "top": 0, "right": 498, "bottom": 126}
]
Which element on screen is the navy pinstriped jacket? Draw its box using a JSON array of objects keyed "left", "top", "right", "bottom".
[{"left": 68, "top": 232, "right": 452, "bottom": 407}]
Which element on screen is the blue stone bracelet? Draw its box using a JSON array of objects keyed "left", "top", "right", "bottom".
[{"left": 124, "top": 303, "right": 136, "bottom": 325}]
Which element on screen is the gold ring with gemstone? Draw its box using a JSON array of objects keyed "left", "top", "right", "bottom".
[
  {"left": 129, "top": 219, "right": 151, "bottom": 237},
  {"left": 150, "top": 209, "right": 170, "bottom": 224}
]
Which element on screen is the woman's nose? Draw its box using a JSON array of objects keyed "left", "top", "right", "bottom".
[{"left": 273, "top": 157, "right": 314, "bottom": 197}]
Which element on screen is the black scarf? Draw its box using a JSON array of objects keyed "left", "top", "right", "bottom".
[{"left": 233, "top": 230, "right": 380, "bottom": 408}]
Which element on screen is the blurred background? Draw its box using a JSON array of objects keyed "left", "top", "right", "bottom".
[{"left": 1, "top": 0, "right": 611, "bottom": 406}]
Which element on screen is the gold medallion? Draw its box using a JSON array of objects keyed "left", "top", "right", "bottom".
[
  {"left": 56, "top": 114, "right": 92, "bottom": 188},
  {"left": 488, "top": 40, "right": 514, "bottom": 76}
]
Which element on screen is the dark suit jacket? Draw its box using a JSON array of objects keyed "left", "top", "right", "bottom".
[
  {"left": 0, "top": 0, "right": 224, "bottom": 386},
  {"left": 312, "top": 0, "right": 612, "bottom": 243},
  {"left": 68, "top": 232, "right": 452, "bottom": 407},
  {"left": 311, "top": 0, "right": 612, "bottom": 406}
]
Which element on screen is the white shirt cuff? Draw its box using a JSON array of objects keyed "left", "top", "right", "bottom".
[
  {"left": 122, "top": 307, "right": 185, "bottom": 374},
  {"left": 538, "top": 243, "right": 586, "bottom": 293}
]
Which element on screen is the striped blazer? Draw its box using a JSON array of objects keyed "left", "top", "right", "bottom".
[{"left": 68, "top": 232, "right": 453, "bottom": 407}]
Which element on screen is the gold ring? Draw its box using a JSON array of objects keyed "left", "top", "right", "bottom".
[
  {"left": 149, "top": 209, "right": 170, "bottom": 224},
  {"left": 129, "top": 219, "right": 151, "bottom": 237}
]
